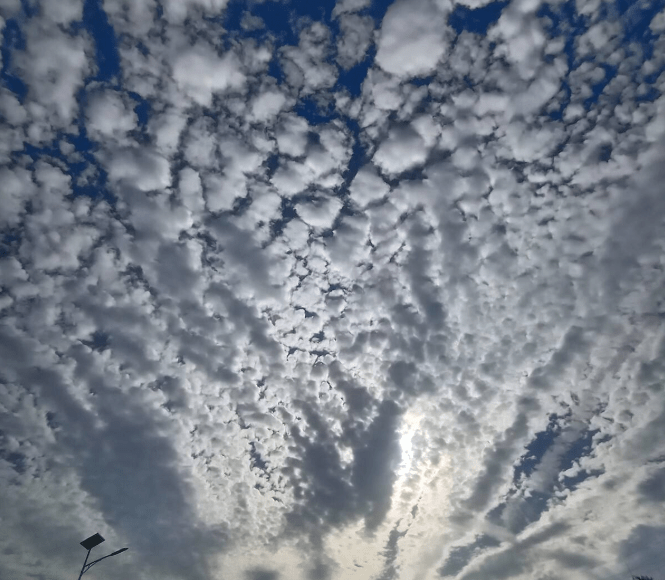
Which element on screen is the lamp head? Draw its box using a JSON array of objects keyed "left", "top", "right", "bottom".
[{"left": 80, "top": 534, "right": 105, "bottom": 551}]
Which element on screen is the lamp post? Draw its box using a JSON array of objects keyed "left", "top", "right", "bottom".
[{"left": 77, "top": 533, "right": 128, "bottom": 580}]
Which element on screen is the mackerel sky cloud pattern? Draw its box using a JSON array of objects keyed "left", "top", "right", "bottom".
[{"left": 1, "top": 1, "right": 665, "bottom": 580}]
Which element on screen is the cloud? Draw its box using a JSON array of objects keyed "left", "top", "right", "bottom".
[
  {"left": 297, "top": 196, "right": 343, "bottom": 230},
  {"left": 349, "top": 163, "right": 390, "bottom": 207},
  {"left": 280, "top": 22, "right": 338, "bottom": 94},
  {"left": 373, "top": 125, "right": 429, "bottom": 175},
  {"left": 86, "top": 89, "right": 138, "bottom": 140},
  {"left": 2, "top": 2, "right": 665, "bottom": 580},
  {"left": 332, "top": 0, "right": 371, "bottom": 17},
  {"left": 250, "top": 88, "right": 289, "bottom": 122},
  {"left": 104, "top": 147, "right": 171, "bottom": 191},
  {"left": 173, "top": 43, "right": 246, "bottom": 106},
  {"left": 245, "top": 569, "right": 279, "bottom": 580},
  {"left": 0, "top": 167, "right": 34, "bottom": 227},
  {"left": 162, "top": 0, "right": 230, "bottom": 23},
  {"left": 276, "top": 114, "right": 311, "bottom": 157},
  {"left": 14, "top": 21, "right": 91, "bottom": 135},
  {"left": 375, "top": 0, "right": 448, "bottom": 77},
  {"left": 336, "top": 14, "right": 374, "bottom": 70}
]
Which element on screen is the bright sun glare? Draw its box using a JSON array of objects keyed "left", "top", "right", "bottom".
[{"left": 397, "top": 410, "right": 423, "bottom": 476}]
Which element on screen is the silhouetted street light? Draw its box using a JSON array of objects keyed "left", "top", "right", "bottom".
[{"left": 77, "top": 533, "right": 128, "bottom": 580}]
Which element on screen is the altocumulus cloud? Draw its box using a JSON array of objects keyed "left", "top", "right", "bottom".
[{"left": 1, "top": 1, "right": 665, "bottom": 580}]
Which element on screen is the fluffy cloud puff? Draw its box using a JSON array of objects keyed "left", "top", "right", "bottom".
[
  {"left": 375, "top": 0, "right": 449, "bottom": 77},
  {"left": 173, "top": 43, "right": 246, "bottom": 106}
]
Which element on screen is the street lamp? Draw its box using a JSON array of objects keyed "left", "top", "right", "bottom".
[{"left": 77, "top": 533, "right": 128, "bottom": 580}]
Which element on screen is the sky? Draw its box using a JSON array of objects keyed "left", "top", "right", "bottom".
[{"left": 1, "top": 0, "right": 665, "bottom": 579}]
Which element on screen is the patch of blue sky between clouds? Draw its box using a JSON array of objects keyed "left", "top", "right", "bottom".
[
  {"left": 218, "top": 0, "right": 393, "bottom": 236},
  {"left": 127, "top": 91, "right": 151, "bottom": 128},
  {"left": 1, "top": 0, "right": 120, "bottom": 203},
  {"left": 513, "top": 415, "right": 607, "bottom": 493},
  {"left": 618, "top": 0, "right": 665, "bottom": 59},
  {"left": 537, "top": 0, "right": 586, "bottom": 120},
  {"left": 22, "top": 137, "right": 111, "bottom": 201},
  {"left": 73, "top": 0, "right": 121, "bottom": 200},
  {"left": 538, "top": 0, "right": 665, "bottom": 117},
  {"left": 82, "top": 0, "right": 120, "bottom": 82},
  {"left": 0, "top": 18, "right": 27, "bottom": 100},
  {"left": 513, "top": 414, "right": 560, "bottom": 483},
  {"left": 448, "top": 1, "right": 508, "bottom": 35},
  {"left": 474, "top": 415, "right": 611, "bottom": 541},
  {"left": 337, "top": 52, "right": 375, "bottom": 97},
  {"left": 293, "top": 96, "right": 337, "bottom": 125},
  {"left": 222, "top": 0, "right": 395, "bottom": 105}
]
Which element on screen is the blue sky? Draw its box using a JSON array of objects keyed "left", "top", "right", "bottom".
[{"left": 1, "top": 1, "right": 665, "bottom": 580}]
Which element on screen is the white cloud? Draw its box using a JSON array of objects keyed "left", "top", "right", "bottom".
[
  {"left": 296, "top": 195, "right": 343, "bottom": 230},
  {"left": 373, "top": 125, "right": 429, "bottom": 175},
  {"left": 173, "top": 43, "right": 246, "bottom": 106},
  {"left": 453, "top": 0, "right": 495, "bottom": 6},
  {"left": 280, "top": 22, "right": 338, "bottom": 93},
  {"left": 0, "top": 89, "right": 27, "bottom": 125},
  {"left": 178, "top": 167, "right": 205, "bottom": 216},
  {"left": 86, "top": 89, "right": 138, "bottom": 140},
  {"left": 15, "top": 23, "right": 91, "bottom": 135},
  {"left": 0, "top": 167, "right": 34, "bottom": 227},
  {"left": 103, "top": 0, "right": 157, "bottom": 36},
  {"left": 375, "top": 0, "right": 448, "bottom": 77},
  {"left": 105, "top": 148, "right": 171, "bottom": 191},
  {"left": 272, "top": 122, "right": 350, "bottom": 197},
  {"left": 162, "top": 0, "right": 230, "bottom": 22},
  {"left": 332, "top": 0, "right": 371, "bottom": 17},
  {"left": 366, "top": 69, "right": 406, "bottom": 111},
  {"left": 150, "top": 108, "right": 188, "bottom": 156},
  {"left": 204, "top": 173, "right": 239, "bottom": 213},
  {"left": 349, "top": 164, "right": 390, "bottom": 206},
  {"left": 489, "top": 6, "right": 548, "bottom": 81},
  {"left": 41, "top": 0, "right": 83, "bottom": 24},
  {"left": 250, "top": 88, "right": 288, "bottom": 122},
  {"left": 272, "top": 160, "right": 311, "bottom": 197},
  {"left": 336, "top": 14, "right": 374, "bottom": 70},
  {"left": 276, "top": 114, "right": 311, "bottom": 158}
]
